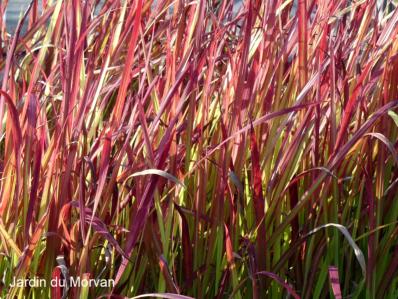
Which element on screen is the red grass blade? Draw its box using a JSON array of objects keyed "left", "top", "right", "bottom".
[
  {"left": 250, "top": 124, "right": 267, "bottom": 275},
  {"left": 328, "top": 266, "right": 342, "bottom": 299}
]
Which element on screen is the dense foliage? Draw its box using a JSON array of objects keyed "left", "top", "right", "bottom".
[{"left": 0, "top": 0, "right": 398, "bottom": 298}]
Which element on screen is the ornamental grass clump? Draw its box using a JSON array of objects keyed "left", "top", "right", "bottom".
[{"left": 0, "top": 0, "right": 398, "bottom": 298}]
